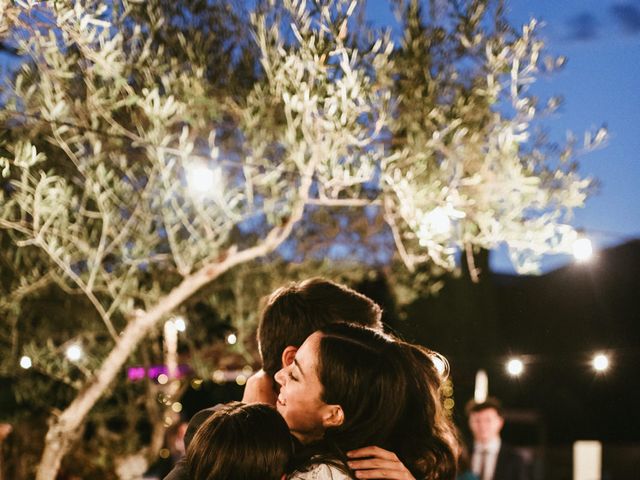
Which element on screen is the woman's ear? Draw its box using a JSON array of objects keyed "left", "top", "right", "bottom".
[
  {"left": 281, "top": 346, "right": 298, "bottom": 368},
  {"left": 321, "top": 404, "right": 344, "bottom": 429}
]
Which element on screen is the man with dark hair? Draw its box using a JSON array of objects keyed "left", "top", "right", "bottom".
[
  {"left": 245, "top": 277, "right": 383, "bottom": 404},
  {"left": 259, "top": 277, "right": 383, "bottom": 379},
  {"left": 165, "top": 278, "right": 412, "bottom": 480},
  {"left": 466, "top": 398, "right": 529, "bottom": 480}
]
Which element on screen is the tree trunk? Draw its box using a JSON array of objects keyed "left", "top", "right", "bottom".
[{"left": 34, "top": 192, "right": 308, "bottom": 480}]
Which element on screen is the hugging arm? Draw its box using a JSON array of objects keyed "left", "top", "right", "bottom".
[
  {"left": 347, "top": 446, "right": 416, "bottom": 480},
  {"left": 241, "top": 369, "right": 278, "bottom": 405}
]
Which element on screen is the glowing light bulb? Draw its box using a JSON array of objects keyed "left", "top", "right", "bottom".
[
  {"left": 20, "top": 355, "right": 32, "bottom": 369},
  {"left": 573, "top": 237, "right": 593, "bottom": 262},
  {"left": 592, "top": 353, "right": 609, "bottom": 372},
  {"left": 506, "top": 358, "right": 524, "bottom": 377},
  {"left": 186, "top": 163, "right": 220, "bottom": 196},
  {"left": 212, "top": 370, "right": 225, "bottom": 383},
  {"left": 226, "top": 333, "right": 237, "bottom": 345},
  {"left": 66, "top": 344, "right": 83, "bottom": 362}
]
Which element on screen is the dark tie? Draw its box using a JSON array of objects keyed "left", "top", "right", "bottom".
[{"left": 478, "top": 449, "right": 488, "bottom": 480}]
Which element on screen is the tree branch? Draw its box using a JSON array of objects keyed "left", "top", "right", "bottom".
[
  {"left": 33, "top": 237, "right": 120, "bottom": 342},
  {"left": 383, "top": 198, "right": 415, "bottom": 272}
]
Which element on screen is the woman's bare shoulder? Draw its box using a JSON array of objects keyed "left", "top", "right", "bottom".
[{"left": 288, "top": 463, "right": 352, "bottom": 480}]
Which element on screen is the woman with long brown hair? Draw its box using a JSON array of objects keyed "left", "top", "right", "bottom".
[{"left": 275, "top": 322, "right": 457, "bottom": 480}]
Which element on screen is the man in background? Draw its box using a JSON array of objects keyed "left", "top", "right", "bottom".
[{"left": 466, "top": 398, "right": 529, "bottom": 480}]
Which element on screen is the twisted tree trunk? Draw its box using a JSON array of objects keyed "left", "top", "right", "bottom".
[{"left": 34, "top": 193, "right": 309, "bottom": 480}]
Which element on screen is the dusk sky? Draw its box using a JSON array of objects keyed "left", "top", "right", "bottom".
[
  {"left": 370, "top": 0, "right": 640, "bottom": 273},
  {"left": 500, "top": 0, "right": 640, "bottom": 272},
  {"left": 2, "top": 1, "right": 637, "bottom": 274}
]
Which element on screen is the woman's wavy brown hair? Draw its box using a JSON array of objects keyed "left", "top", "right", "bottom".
[{"left": 291, "top": 323, "right": 457, "bottom": 480}]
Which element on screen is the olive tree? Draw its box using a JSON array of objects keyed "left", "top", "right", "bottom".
[{"left": 0, "top": 0, "right": 604, "bottom": 478}]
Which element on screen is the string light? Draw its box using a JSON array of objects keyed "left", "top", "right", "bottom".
[
  {"left": 572, "top": 237, "right": 594, "bottom": 262},
  {"left": 186, "top": 163, "right": 221, "bottom": 196},
  {"left": 212, "top": 370, "right": 225, "bottom": 383},
  {"left": 65, "top": 344, "right": 83, "bottom": 362},
  {"left": 226, "top": 333, "right": 237, "bottom": 345},
  {"left": 506, "top": 358, "right": 524, "bottom": 377},
  {"left": 592, "top": 353, "right": 609, "bottom": 372},
  {"left": 20, "top": 355, "right": 32, "bottom": 369}
]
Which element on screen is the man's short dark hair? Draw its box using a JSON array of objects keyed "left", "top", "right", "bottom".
[
  {"left": 258, "top": 277, "right": 383, "bottom": 378},
  {"left": 465, "top": 397, "right": 504, "bottom": 417}
]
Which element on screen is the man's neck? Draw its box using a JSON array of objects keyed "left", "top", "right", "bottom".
[{"left": 241, "top": 369, "right": 278, "bottom": 405}]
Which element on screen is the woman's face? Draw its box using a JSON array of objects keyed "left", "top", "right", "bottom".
[{"left": 274, "top": 332, "right": 336, "bottom": 444}]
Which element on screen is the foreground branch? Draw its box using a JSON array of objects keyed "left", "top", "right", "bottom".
[{"left": 34, "top": 174, "right": 311, "bottom": 480}]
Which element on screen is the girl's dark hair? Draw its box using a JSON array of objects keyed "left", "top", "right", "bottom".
[
  {"left": 186, "top": 402, "right": 293, "bottom": 480},
  {"left": 293, "top": 323, "right": 457, "bottom": 480}
]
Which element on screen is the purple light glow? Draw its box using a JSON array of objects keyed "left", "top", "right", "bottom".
[{"left": 126, "top": 364, "right": 191, "bottom": 382}]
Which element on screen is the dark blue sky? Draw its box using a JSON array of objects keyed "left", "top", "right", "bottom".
[
  {"left": 367, "top": 0, "right": 640, "bottom": 273},
  {"left": 502, "top": 0, "right": 640, "bottom": 271},
  {"left": 3, "top": 1, "right": 637, "bottom": 274}
]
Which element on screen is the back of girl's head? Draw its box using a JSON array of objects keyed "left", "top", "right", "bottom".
[
  {"left": 187, "top": 402, "right": 293, "bottom": 480},
  {"left": 316, "top": 323, "right": 457, "bottom": 480},
  {"left": 316, "top": 323, "right": 406, "bottom": 451}
]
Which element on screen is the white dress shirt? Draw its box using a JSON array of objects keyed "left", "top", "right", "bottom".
[{"left": 471, "top": 438, "right": 501, "bottom": 480}]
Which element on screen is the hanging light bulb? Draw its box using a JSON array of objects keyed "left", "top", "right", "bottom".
[
  {"left": 592, "top": 353, "right": 609, "bottom": 372},
  {"left": 185, "top": 163, "right": 221, "bottom": 197},
  {"left": 506, "top": 358, "right": 524, "bottom": 377},
  {"left": 573, "top": 237, "right": 593, "bottom": 262},
  {"left": 66, "top": 344, "right": 83, "bottom": 362},
  {"left": 20, "top": 355, "right": 32, "bottom": 369}
]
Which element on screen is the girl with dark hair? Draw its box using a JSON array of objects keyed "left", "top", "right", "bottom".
[
  {"left": 274, "top": 323, "right": 457, "bottom": 480},
  {"left": 186, "top": 402, "right": 293, "bottom": 480}
]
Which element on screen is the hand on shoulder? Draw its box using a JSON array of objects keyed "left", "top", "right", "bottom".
[
  {"left": 242, "top": 369, "right": 278, "bottom": 405},
  {"left": 346, "top": 446, "right": 416, "bottom": 480}
]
